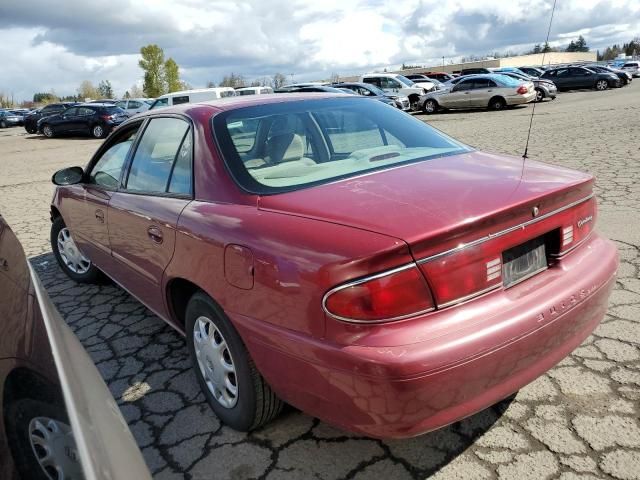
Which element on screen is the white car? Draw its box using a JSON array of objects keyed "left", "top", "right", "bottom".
[
  {"left": 115, "top": 98, "right": 154, "bottom": 116},
  {"left": 236, "top": 86, "right": 274, "bottom": 96},
  {"left": 149, "top": 87, "right": 236, "bottom": 110},
  {"left": 621, "top": 61, "right": 640, "bottom": 78},
  {"left": 360, "top": 73, "right": 433, "bottom": 110}
]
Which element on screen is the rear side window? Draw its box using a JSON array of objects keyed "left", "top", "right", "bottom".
[
  {"left": 173, "top": 95, "right": 190, "bottom": 105},
  {"left": 220, "top": 91, "right": 236, "bottom": 98},
  {"left": 126, "top": 118, "right": 191, "bottom": 194},
  {"left": 78, "top": 107, "right": 95, "bottom": 116},
  {"left": 89, "top": 126, "right": 140, "bottom": 189}
]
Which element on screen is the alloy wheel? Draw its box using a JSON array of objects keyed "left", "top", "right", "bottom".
[
  {"left": 424, "top": 100, "right": 436, "bottom": 113},
  {"left": 92, "top": 125, "right": 104, "bottom": 138},
  {"left": 596, "top": 80, "right": 608, "bottom": 91},
  {"left": 28, "top": 416, "right": 83, "bottom": 480},
  {"left": 43, "top": 125, "right": 53, "bottom": 138},
  {"left": 535, "top": 89, "right": 544, "bottom": 102},
  {"left": 57, "top": 228, "right": 91, "bottom": 274},
  {"left": 193, "top": 316, "right": 239, "bottom": 408}
]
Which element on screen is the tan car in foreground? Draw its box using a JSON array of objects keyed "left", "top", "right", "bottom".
[{"left": 419, "top": 74, "right": 536, "bottom": 113}]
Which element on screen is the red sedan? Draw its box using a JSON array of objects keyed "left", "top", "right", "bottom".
[{"left": 49, "top": 94, "right": 618, "bottom": 438}]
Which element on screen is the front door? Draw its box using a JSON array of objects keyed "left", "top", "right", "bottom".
[
  {"left": 107, "top": 116, "right": 193, "bottom": 315},
  {"left": 61, "top": 123, "right": 142, "bottom": 268},
  {"left": 443, "top": 79, "right": 473, "bottom": 108},
  {"left": 57, "top": 107, "right": 82, "bottom": 133}
]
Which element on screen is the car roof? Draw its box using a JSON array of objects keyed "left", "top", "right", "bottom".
[{"left": 157, "top": 87, "right": 235, "bottom": 99}]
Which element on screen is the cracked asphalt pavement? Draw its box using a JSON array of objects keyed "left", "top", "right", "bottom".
[{"left": 1, "top": 83, "right": 639, "bottom": 479}]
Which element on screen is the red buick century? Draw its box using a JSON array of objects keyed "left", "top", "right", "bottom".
[{"left": 50, "top": 94, "right": 618, "bottom": 438}]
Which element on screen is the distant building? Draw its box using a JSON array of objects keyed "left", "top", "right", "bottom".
[{"left": 340, "top": 51, "right": 597, "bottom": 81}]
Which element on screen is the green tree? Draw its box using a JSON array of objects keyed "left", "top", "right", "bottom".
[
  {"left": 139, "top": 44, "right": 166, "bottom": 97},
  {"left": 97, "top": 80, "right": 114, "bottom": 98},
  {"left": 78, "top": 80, "right": 99, "bottom": 100},
  {"left": 575, "top": 35, "right": 589, "bottom": 52},
  {"left": 206, "top": 80, "right": 216, "bottom": 88},
  {"left": 532, "top": 44, "right": 542, "bottom": 54},
  {"left": 164, "top": 58, "right": 181, "bottom": 92}
]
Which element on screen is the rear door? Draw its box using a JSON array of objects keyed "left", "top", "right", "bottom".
[
  {"left": 77, "top": 106, "right": 97, "bottom": 133},
  {"left": 467, "top": 78, "right": 496, "bottom": 107},
  {"left": 107, "top": 116, "right": 193, "bottom": 314}
]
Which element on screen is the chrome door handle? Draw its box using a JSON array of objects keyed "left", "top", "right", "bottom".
[{"left": 147, "top": 226, "right": 163, "bottom": 244}]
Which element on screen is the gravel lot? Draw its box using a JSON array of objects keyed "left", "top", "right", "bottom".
[{"left": 1, "top": 84, "right": 639, "bottom": 479}]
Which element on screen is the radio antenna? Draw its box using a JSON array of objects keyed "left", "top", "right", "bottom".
[{"left": 523, "top": 0, "right": 558, "bottom": 159}]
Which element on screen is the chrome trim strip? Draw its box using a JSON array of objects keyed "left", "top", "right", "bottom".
[
  {"left": 437, "top": 284, "right": 501, "bottom": 309},
  {"left": 417, "top": 193, "right": 595, "bottom": 265},
  {"left": 322, "top": 263, "right": 435, "bottom": 324}
]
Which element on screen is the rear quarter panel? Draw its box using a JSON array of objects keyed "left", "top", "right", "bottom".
[{"left": 165, "top": 202, "right": 412, "bottom": 338}]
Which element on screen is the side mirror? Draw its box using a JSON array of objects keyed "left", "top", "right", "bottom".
[{"left": 52, "top": 167, "right": 84, "bottom": 186}]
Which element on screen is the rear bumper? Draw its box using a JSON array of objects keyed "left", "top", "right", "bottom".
[
  {"left": 234, "top": 234, "right": 617, "bottom": 438},
  {"left": 507, "top": 92, "right": 536, "bottom": 105}
]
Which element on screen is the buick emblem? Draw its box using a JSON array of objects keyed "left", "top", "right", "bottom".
[{"left": 532, "top": 206, "right": 540, "bottom": 217}]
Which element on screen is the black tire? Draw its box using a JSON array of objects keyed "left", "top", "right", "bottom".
[
  {"left": 42, "top": 124, "right": 54, "bottom": 138},
  {"left": 51, "top": 216, "right": 102, "bottom": 283},
  {"left": 186, "top": 291, "right": 283, "bottom": 431},
  {"left": 25, "top": 125, "right": 36, "bottom": 134},
  {"left": 488, "top": 97, "right": 507, "bottom": 111},
  {"left": 5, "top": 398, "right": 81, "bottom": 480},
  {"left": 408, "top": 95, "right": 420, "bottom": 112},
  {"left": 423, "top": 99, "right": 439, "bottom": 114},
  {"left": 595, "top": 79, "right": 608, "bottom": 91},
  {"left": 91, "top": 124, "right": 106, "bottom": 139},
  {"left": 535, "top": 88, "right": 545, "bottom": 102},
  {"left": 0, "top": 120, "right": 6, "bottom": 129}
]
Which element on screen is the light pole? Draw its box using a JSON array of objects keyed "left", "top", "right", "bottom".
[{"left": 442, "top": 56, "right": 445, "bottom": 69}]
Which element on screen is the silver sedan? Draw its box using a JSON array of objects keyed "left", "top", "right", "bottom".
[{"left": 419, "top": 74, "right": 536, "bottom": 114}]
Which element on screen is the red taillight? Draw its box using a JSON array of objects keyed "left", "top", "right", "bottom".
[
  {"left": 517, "top": 85, "right": 528, "bottom": 95},
  {"left": 419, "top": 243, "right": 503, "bottom": 307},
  {"left": 101, "top": 114, "right": 112, "bottom": 121},
  {"left": 324, "top": 265, "right": 435, "bottom": 322}
]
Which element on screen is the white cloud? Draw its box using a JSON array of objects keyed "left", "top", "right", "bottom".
[{"left": 0, "top": 0, "right": 638, "bottom": 101}]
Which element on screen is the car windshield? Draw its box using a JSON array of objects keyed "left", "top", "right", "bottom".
[
  {"left": 363, "top": 84, "right": 386, "bottom": 96},
  {"left": 214, "top": 97, "right": 470, "bottom": 193},
  {"left": 395, "top": 75, "right": 416, "bottom": 87}
]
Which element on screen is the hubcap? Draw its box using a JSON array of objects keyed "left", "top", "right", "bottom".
[
  {"left": 93, "top": 126, "right": 103, "bottom": 137},
  {"left": 536, "top": 90, "right": 543, "bottom": 101},
  {"left": 57, "top": 228, "right": 91, "bottom": 274},
  {"left": 597, "top": 81, "right": 607, "bottom": 90},
  {"left": 193, "top": 316, "right": 238, "bottom": 408},
  {"left": 44, "top": 126, "right": 52, "bottom": 137},
  {"left": 426, "top": 101, "right": 435, "bottom": 112},
  {"left": 29, "top": 417, "right": 83, "bottom": 480}
]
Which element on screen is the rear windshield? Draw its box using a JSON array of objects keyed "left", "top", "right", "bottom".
[
  {"left": 213, "top": 97, "right": 470, "bottom": 194},
  {"left": 494, "top": 75, "right": 522, "bottom": 87},
  {"left": 103, "top": 106, "right": 123, "bottom": 114}
]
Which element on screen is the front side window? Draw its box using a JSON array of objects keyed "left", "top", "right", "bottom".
[
  {"left": 362, "top": 77, "right": 381, "bottom": 88},
  {"left": 126, "top": 118, "right": 190, "bottom": 194},
  {"left": 78, "top": 107, "right": 95, "bottom": 117},
  {"left": 88, "top": 125, "right": 140, "bottom": 188},
  {"left": 149, "top": 98, "right": 169, "bottom": 110},
  {"left": 214, "top": 98, "right": 470, "bottom": 193},
  {"left": 220, "top": 90, "right": 236, "bottom": 98},
  {"left": 380, "top": 77, "right": 401, "bottom": 89},
  {"left": 455, "top": 80, "right": 473, "bottom": 91}
]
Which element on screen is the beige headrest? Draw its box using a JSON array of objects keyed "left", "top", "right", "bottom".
[{"left": 266, "top": 133, "right": 304, "bottom": 164}]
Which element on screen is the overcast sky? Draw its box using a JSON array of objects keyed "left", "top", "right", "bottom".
[{"left": 0, "top": 0, "right": 638, "bottom": 101}]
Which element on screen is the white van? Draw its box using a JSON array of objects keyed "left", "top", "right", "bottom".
[
  {"left": 360, "top": 73, "right": 433, "bottom": 110},
  {"left": 149, "top": 87, "right": 236, "bottom": 110},
  {"left": 236, "top": 86, "right": 274, "bottom": 96}
]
